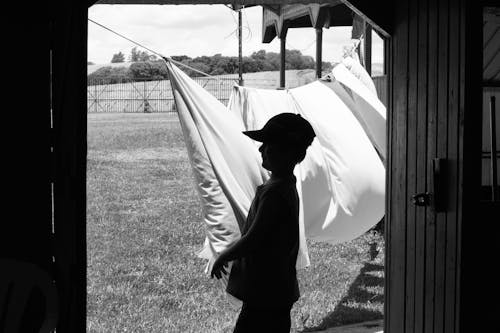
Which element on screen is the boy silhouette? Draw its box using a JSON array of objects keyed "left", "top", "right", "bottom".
[{"left": 211, "top": 113, "right": 316, "bottom": 333}]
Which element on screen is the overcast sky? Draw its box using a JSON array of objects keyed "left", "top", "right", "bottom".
[{"left": 88, "top": 4, "right": 383, "bottom": 65}]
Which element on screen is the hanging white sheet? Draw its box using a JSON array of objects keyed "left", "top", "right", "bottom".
[
  {"left": 321, "top": 62, "right": 387, "bottom": 161},
  {"left": 228, "top": 82, "right": 385, "bottom": 244},
  {"left": 340, "top": 56, "right": 378, "bottom": 96},
  {"left": 165, "top": 59, "right": 385, "bottom": 302},
  {"left": 165, "top": 61, "right": 310, "bottom": 272}
]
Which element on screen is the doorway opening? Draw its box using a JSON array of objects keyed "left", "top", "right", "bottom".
[{"left": 86, "top": 3, "right": 389, "bottom": 332}]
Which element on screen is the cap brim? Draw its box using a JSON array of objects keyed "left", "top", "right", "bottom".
[{"left": 242, "top": 130, "right": 267, "bottom": 142}]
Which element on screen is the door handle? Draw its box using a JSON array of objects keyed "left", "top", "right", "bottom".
[
  {"left": 411, "top": 192, "right": 431, "bottom": 206},
  {"left": 410, "top": 158, "right": 447, "bottom": 211}
]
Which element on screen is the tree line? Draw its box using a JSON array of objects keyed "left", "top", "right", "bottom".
[{"left": 88, "top": 47, "right": 332, "bottom": 84}]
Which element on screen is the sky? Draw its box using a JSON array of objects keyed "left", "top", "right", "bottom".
[{"left": 88, "top": 4, "right": 383, "bottom": 65}]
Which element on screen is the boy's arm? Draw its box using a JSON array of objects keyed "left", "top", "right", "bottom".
[{"left": 218, "top": 193, "right": 284, "bottom": 263}]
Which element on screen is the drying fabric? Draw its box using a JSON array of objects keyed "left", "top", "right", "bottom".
[
  {"left": 228, "top": 82, "right": 385, "bottom": 243},
  {"left": 165, "top": 59, "right": 385, "bottom": 304},
  {"left": 341, "top": 56, "right": 378, "bottom": 96},
  {"left": 321, "top": 62, "right": 387, "bottom": 161},
  {"left": 165, "top": 61, "right": 310, "bottom": 271}
]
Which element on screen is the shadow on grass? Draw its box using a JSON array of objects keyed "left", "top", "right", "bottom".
[{"left": 301, "top": 262, "right": 384, "bottom": 332}]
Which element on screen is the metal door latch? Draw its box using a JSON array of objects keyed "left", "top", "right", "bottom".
[{"left": 411, "top": 192, "right": 431, "bottom": 206}]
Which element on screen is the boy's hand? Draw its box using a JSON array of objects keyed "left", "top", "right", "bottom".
[{"left": 210, "top": 257, "right": 228, "bottom": 279}]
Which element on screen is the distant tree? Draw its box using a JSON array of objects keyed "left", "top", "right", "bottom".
[
  {"left": 184, "top": 62, "right": 211, "bottom": 77},
  {"left": 111, "top": 51, "right": 125, "bottom": 63},
  {"left": 149, "top": 60, "right": 168, "bottom": 78},
  {"left": 87, "top": 61, "right": 95, "bottom": 65},
  {"left": 265, "top": 52, "right": 281, "bottom": 71},
  {"left": 171, "top": 55, "right": 191, "bottom": 62},
  {"left": 87, "top": 66, "right": 131, "bottom": 84},
  {"left": 285, "top": 49, "right": 315, "bottom": 70},
  {"left": 129, "top": 62, "right": 152, "bottom": 79},
  {"left": 242, "top": 56, "right": 261, "bottom": 73},
  {"left": 129, "top": 61, "right": 168, "bottom": 80},
  {"left": 129, "top": 47, "right": 155, "bottom": 62},
  {"left": 129, "top": 47, "right": 140, "bottom": 62},
  {"left": 213, "top": 56, "right": 238, "bottom": 75},
  {"left": 209, "top": 67, "right": 226, "bottom": 76},
  {"left": 250, "top": 50, "right": 267, "bottom": 61},
  {"left": 321, "top": 61, "right": 333, "bottom": 72},
  {"left": 88, "top": 50, "right": 331, "bottom": 82}
]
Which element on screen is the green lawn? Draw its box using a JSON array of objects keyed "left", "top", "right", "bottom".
[{"left": 87, "top": 113, "right": 384, "bottom": 333}]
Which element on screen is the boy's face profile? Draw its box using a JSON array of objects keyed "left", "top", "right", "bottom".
[
  {"left": 244, "top": 113, "right": 315, "bottom": 172},
  {"left": 259, "top": 141, "right": 296, "bottom": 172}
]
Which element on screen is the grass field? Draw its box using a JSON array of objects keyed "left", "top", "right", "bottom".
[{"left": 87, "top": 113, "right": 384, "bottom": 333}]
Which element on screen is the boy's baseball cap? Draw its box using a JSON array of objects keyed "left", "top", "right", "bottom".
[{"left": 242, "top": 113, "right": 316, "bottom": 146}]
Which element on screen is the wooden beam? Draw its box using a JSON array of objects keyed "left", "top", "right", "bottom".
[
  {"left": 339, "top": 0, "right": 392, "bottom": 37},
  {"left": 483, "top": 80, "right": 500, "bottom": 88},
  {"left": 280, "top": 36, "right": 286, "bottom": 88},
  {"left": 489, "top": 96, "right": 498, "bottom": 200},
  {"left": 238, "top": 9, "right": 243, "bottom": 85},
  {"left": 384, "top": 36, "right": 389, "bottom": 75},
  {"left": 364, "top": 23, "right": 372, "bottom": 75},
  {"left": 316, "top": 28, "right": 322, "bottom": 78},
  {"left": 96, "top": 0, "right": 339, "bottom": 5},
  {"left": 262, "top": 4, "right": 281, "bottom": 15}
]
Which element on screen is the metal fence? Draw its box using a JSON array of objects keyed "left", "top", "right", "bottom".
[
  {"left": 87, "top": 76, "right": 238, "bottom": 113},
  {"left": 88, "top": 74, "right": 388, "bottom": 113}
]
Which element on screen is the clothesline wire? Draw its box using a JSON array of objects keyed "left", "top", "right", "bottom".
[
  {"left": 242, "top": 7, "right": 253, "bottom": 41},
  {"left": 225, "top": 6, "right": 252, "bottom": 41},
  {"left": 88, "top": 18, "right": 219, "bottom": 79}
]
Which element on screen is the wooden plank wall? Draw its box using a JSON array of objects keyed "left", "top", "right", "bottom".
[
  {"left": 1, "top": 2, "right": 54, "bottom": 332},
  {"left": 51, "top": 1, "right": 88, "bottom": 331},
  {"left": 386, "top": 0, "right": 467, "bottom": 331}
]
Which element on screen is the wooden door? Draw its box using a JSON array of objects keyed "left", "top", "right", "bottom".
[{"left": 385, "top": 0, "right": 468, "bottom": 331}]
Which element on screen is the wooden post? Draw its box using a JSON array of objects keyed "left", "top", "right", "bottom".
[
  {"left": 364, "top": 23, "right": 372, "bottom": 75},
  {"left": 238, "top": 8, "right": 243, "bottom": 86},
  {"left": 490, "top": 95, "right": 498, "bottom": 201},
  {"left": 316, "top": 28, "right": 323, "bottom": 78},
  {"left": 384, "top": 36, "right": 389, "bottom": 75},
  {"left": 357, "top": 37, "right": 362, "bottom": 62},
  {"left": 280, "top": 35, "right": 286, "bottom": 88}
]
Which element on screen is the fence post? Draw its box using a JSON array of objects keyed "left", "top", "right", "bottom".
[
  {"left": 94, "top": 80, "right": 97, "bottom": 113},
  {"left": 143, "top": 80, "right": 151, "bottom": 113}
]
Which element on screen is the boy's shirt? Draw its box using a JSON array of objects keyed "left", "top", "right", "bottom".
[{"left": 226, "top": 175, "right": 300, "bottom": 306}]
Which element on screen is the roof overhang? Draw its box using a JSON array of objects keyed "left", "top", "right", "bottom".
[
  {"left": 93, "top": 0, "right": 393, "bottom": 37},
  {"left": 261, "top": 1, "right": 353, "bottom": 42},
  {"left": 96, "top": 0, "right": 341, "bottom": 5}
]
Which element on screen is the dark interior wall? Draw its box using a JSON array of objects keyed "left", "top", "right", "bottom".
[
  {"left": 385, "top": 0, "right": 494, "bottom": 331},
  {"left": 1, "top": 2, "right": 56, "bottom": 332},
  {"left": 1, "top": 4, "right": 52, "bottom": 269},
  {"left": 2, "top": 1, "right": 494, "bottom": 332},
  {"left": 460, "top": 1, "right": 499, "bottom": 331},
  {"left": 50, "top": 1, "right": 89, "bottom": 331},
  {"left": 2, "top": 1, "right": 89, "bottom": 333}
]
